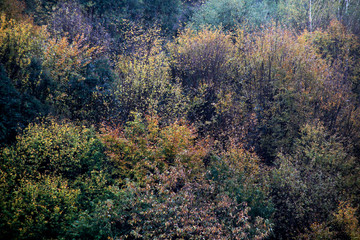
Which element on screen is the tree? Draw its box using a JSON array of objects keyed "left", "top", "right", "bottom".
[
  {"left": 0, "top": 0, "right": 26, "bottom": 21},
  {"left": 48, "top": 1, "right": 111, "bottom": 51},
  {"left": 169, "top": 27, "right": 235, "bottom": 90},
  {"left": 101, "top": 113, "right": 209, "bottom": 185},
  {"left": 191, "top": 0, "right": 276, "bottom": 31},
  {"left": 1, "top": 119, "right": 108, "bottom": 181},
  {"left": 208, "top": 141, "right": 274, "bottom": 223},
  {"left": 0, "top": 65, "right": 47, "bottom": 145},
  {"left": 277, "top": 0, "right": 342, "bottom": 32},
  {"left": 115, "top": 24, "right": 187, "bottom": 122},
  {"left": 237, "top": 25, "right": 335, "bottom": 163},
  {"left": 0, "top": 176, "right": 79, "bottom": 240},
  {"left": 142, "top": 0, "right": 181, "bottom": 32},
  {"left": 337, "top": 0, "right": 360, "bottom": 35},
  {"left": 299, "top": 21, "right": 360, "bottom": 161},
  {"left": 169, "top": 27, "right": 239, "bottom": 137},
  {"left": 0, "top": 14, "right": 48, "bottom": 90},
  {"left": 271, "top": 122, "right": 358, "bottom": 238},
  {"left": 122, "top": 165, "right": 272, "bottom": 239}
]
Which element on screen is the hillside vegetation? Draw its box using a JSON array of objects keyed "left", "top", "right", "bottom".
[{"left": 1, "top": 0, "right": 360, "bottom": 239}]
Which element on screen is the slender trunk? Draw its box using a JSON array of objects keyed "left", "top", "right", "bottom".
[
  {"left": 309, "top": 0, "right": 312, "bottom": 32},
  {"left": 338, "top": 0, "right": 342, "bottom": 20}
]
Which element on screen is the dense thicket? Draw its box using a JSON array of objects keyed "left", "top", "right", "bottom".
[{"left": 1, "top": 0, "right": 360, "bottom": 239}]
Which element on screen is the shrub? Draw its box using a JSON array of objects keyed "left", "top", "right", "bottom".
[
  {"left": 270, "top": 122, "right": 357, "bottom": 238},
  {"left": 124, "top": 166, "right": 272, "bottom": 239},
  {"left": 208, "top": 142, "right": 274, "bottom": 221},
  {"left": 169, "top": 26, "right": 235, "bottom": 91},
  {"left": 1, "top": 119, "right": 108, "bottom": 181},
  {"left": 115, "top": 25, "right": 187, "bottom": 122},
  {"left": 101, "top": 113, "right": 209, "bottom": 185},
  {"left": 0, "top": 14, "right": 47, "bottom": 89},
  {"left": 0, "top": 176, "right": 79, "bottom": 240}
]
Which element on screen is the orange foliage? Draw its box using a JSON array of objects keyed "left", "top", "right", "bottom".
[
  {"left": 101, "top": 113, "right": 211, "bottom": 185},
  {"left": 43, "top": 34, "right": 102, "bottom": 83}
]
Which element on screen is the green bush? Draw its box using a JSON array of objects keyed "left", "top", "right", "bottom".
[
  {"left": 271, "top": 122, "right": 357, "bottom": 238},
  {"left": 208, "top": 143, "right": 274, "bottom": 221},
  {"left": 0, "top": 176, "right": 79, "bottom": 240},
  {"left": 1, "top": 119, "right": 108, "bottom": 181},
  {"left": 0, "top": 119, "right": 112, "bottom": 239},
  {"left": 0, "top": 14, "right": 47, "bottom": 86},
  {"left": 0, "top": 64, "right": 47, "bottom": 145}
]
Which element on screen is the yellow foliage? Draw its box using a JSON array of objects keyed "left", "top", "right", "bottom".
[
  {"left": 121, "top": 22, "right": 164, "bottom": 61},
  {"left": 43, "top": 34, "right": 102, "bottom": 83},
  {"left": 246, "top": 26, "right": 328, "bottom": 95},
  {"left": 169, "top": 26, "right": 235, "bottom": 88},
  {"left": 115, "top": 25, "right": 187, "bottom": 120},
  {"left": 0, "top": 13, "right": 47, "bottom": 85},
  {"left": 334, "top": 201, "right": 360, "bottom": 240},
  {"left": 2, "top": 119, "right": 105, "bottom": 180},
  {"left": 301, "top": 222, "right": 335, "bottom": 239},
  {"left": 299, "top": 20, "right": 360, "bottom": 114}
]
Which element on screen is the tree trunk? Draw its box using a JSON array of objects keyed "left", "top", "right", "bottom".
[{"left": 309, "top": 0, "right": 312, "bottom": 32}]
